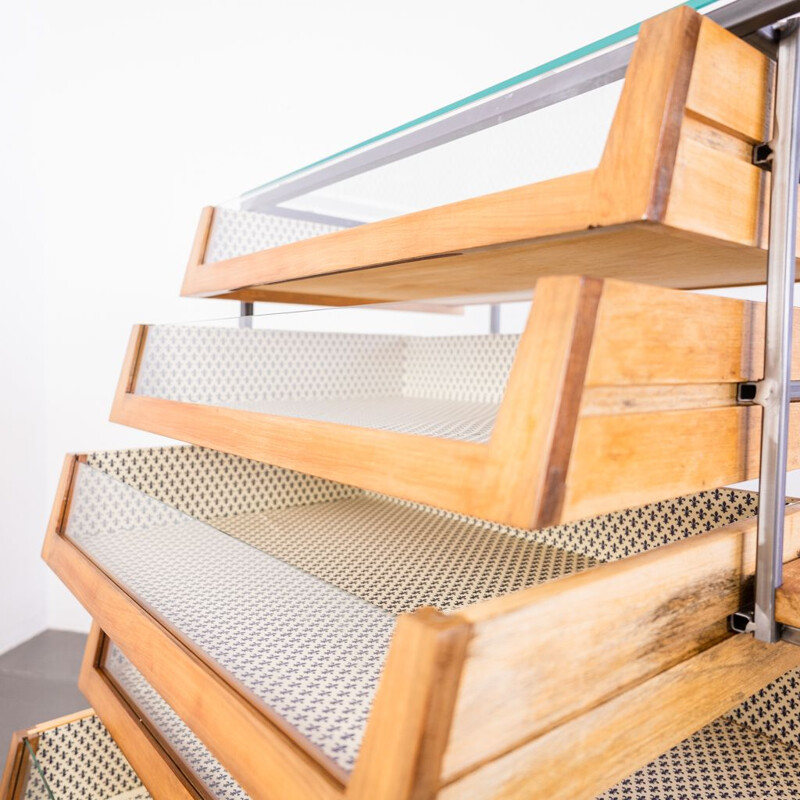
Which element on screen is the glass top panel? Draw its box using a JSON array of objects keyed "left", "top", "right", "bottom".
[{"left": 233, "top": 0, "right": 724, "bottom": 211}]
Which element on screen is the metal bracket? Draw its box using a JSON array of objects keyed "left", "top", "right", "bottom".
[
  {"left": 753, "top": 140, "right": 775, "bottom": 170},
  {"left": 737, "top": 380, "right": 800, "bottom": 403},
  {"left": 731, "top": 611, "right": 800, "bottom": 644}
]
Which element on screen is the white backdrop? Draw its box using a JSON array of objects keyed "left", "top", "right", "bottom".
[{"left": 0, "top": 0, "right": 779, "bottom": 653}]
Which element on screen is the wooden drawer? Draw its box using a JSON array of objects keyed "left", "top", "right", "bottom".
[
  {"left": 114, "top": 276, "right": 800, "bottom": 528},
  {"left": 181, "top": 9, "right": 781, "bottom": 307},
  {"left": 0, "top": 710, "right": 150, "bottom": 800},
  {"left": 79, "top": 626, "right": 245, "bottom": 799},
  {"left": 40, "top": 444, "right": 800, "bottom": 798}
]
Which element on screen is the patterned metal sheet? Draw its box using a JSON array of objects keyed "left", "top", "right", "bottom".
[
  {"left": 134, "top": 327, "right": 519, "bottom": 442},
  {"left": 600, "top": 718, "right": 800, "bottom": 799},
  {"left": 23, "top": 715, "right": 147, "bottom": 800}
]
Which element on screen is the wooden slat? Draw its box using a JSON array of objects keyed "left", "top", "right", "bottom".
[
  {"left": 42, "top": 457, "right": 346, "bottom": 800},
  {"left": 562, "top": 404, "right": 800, "bottom": 522},
  {"left": 181, "top": 171, "right": 595, "bottom": 299},
  {"left": 591, "top": 5, "right": 701, "bottom": 225},
  {"left": 478, "top": 275, "right": 602, "bottom": 529},
  {"left": 684, "top": 15, "right": 772, "bottom": 143},
  {"left": 78, "top": 625, "right": 204, "bottom": 800},
  {"left": 441, "top": 505, "right": 800, "bottom": 779},
  {"left": 439, "top": 634, "right": 800, "bottom": 800},
  {"left": 777, "top": 558, "right": 800, "bottom": 629},
  {"left": 347, "top": 609, "right": 471, "bottom": 800},
  {"left": 111, "top": 393, "right": 488, "bottom": 519}
]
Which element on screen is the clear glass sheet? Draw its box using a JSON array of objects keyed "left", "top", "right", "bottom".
[
  {"left": 133, "top": 303, "right": 530, "bottom": 444},
  {"left": 20, "top": 738, "right": 54, "bottom": 800},
  {"left": 103, "top": 642, "right": 250, "bottom": 800},
  {"left": 235, "top": 0, "right": 722, "bottom": 212}
]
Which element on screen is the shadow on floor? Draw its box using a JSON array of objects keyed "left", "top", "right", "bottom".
[{"left": 0, "top": 630, "right": 88, "bottom": 745}]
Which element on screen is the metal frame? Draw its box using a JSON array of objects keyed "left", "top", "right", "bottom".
[
  {"left": 237, "top": 0, "right": 800, "bottom": 216},
  {"left": 736, "top": 16, "right": 800, "bottom": 644}
]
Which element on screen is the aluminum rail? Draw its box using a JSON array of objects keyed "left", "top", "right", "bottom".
[
  {"left": 749, "top": 17, "right": 800, "bottom": 644},
  {"left": 239, "top": 0, "right": 800, "bottom": 214}
]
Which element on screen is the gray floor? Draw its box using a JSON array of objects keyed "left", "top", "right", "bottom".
[{"left": 0, "top": 630, "right": 88, "bottom": 745}]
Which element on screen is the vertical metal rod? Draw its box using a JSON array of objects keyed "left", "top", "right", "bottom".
[
  {"left": 754, "top": 18, "right": 800, "bottom": 643},
  {"left": 489, "top": 304, "right": 501, "bottom": 334},
  {"left": 239, "top": 301, "right": 254, "bottom": 330}
]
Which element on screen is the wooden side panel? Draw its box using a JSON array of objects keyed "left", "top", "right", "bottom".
[
  {"left": 685, "top": 15, "right": 772, "bottom": 143},
  {"left": 439, "top": 634, "right": 800, "bottom": 800},
  {"left": 777, "top": 558, "right": 800, "bottom": 628},
  {"left": 442, "top": 507, "right": 800, "bottom": 780},
  {"left": 347, "top": 610, "right": 470, "bottom": 800},
  {"left": 0, "top": 735, "right": 25, "bottom": 800},
  {"left": 585, "top": 279, "right": 800, "bottom": 386},
  {"left": 592, "top": 5, "right": 701, "bottom": 225},
  {"left": 78, "top": 625, "right": 204, "bottom": 800},
  {"left": 479, "top": 276, "right": 602, "bottom": 529},
  {"left": 563, "top": 404, "right": 800, "bottom": 522}
]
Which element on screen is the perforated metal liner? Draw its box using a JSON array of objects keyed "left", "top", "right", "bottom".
[
  {"left": 599, "top": 717, "right": 800, "bottom": 799},
  {"left": 204, "top": 208, "right": 343, "bottom": 263},
  {"left": 133, "top": 327, "right": 519, "bottom": 443}
]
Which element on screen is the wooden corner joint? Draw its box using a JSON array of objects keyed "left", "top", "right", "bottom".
[
  {"left": 347, "top": 608, "right": 472, "bottom": 800},
  {"left": 181, "top": 206, "right": 215, "bottom": 297}
]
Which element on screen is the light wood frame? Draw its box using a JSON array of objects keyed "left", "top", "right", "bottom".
[
  {"left": 0, "top": 709, "right": 95, "bottom": 800},
  {"left": 42, "top": 453, "right": 800, "bottom": 799},
  {"left": 79, "top": 625, "right": 216, "bottom": 800},
  {"left": 114, "top": 275, "right": 800, "bottom": 528},
  {"left": 181, "top": 8, "right": 781, "bottom": 306}
]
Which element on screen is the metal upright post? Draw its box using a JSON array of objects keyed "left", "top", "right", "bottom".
[
  {"left": 239, "top": 301, "right": 254, "bottom": 330},
  {"left": 752, "top": 18, "right": 800, "bottom": 643}
]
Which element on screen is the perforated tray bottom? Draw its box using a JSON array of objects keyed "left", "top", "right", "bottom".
[
  {"left": 600, "top": 717, "right": 800, "bottom": 799},
  {"left": 238, "top": 395, "right": 501, "bottom": 443}
]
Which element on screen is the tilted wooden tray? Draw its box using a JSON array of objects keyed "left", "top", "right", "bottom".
[
  {"left": 79, "top": 625, "right": 246, "bottom": 800},
  {"left": 0, "top": 708, "right": 151, "bottom": 800},
  {"left": 41, "top": 445, "right": 800, "bottom": 799},
  {"left": 113, "top": 276, "right": 800, "bottom": 529},
  {"left": 181, "top": 7, "right": 782, "bottom": 307}
]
